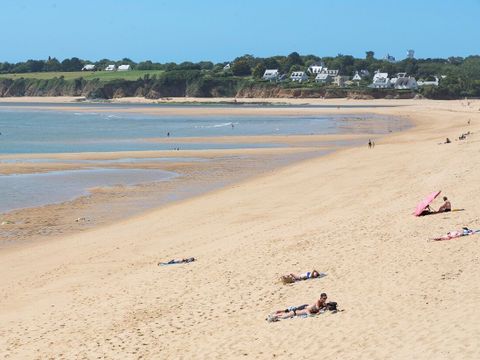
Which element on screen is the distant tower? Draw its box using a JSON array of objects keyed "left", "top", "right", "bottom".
[
  {"left": 407, "top": 49, "right": 415, "bottom": 59},
  {"left": 384, "top": 53, "right": 396, "bottom": 63}
]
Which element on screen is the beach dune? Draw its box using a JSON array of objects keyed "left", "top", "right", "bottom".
[{"left": 1, "top": 99, "right": 480, "bottom": 359}]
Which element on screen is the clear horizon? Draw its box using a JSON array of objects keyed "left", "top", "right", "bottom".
[{"left": 1, "top": 0, "right": 478, "bottom": 63}]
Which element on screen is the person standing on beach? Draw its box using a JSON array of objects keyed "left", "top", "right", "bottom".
[{"left": 368, "top": 139, "right": 372, "bottom": 148}]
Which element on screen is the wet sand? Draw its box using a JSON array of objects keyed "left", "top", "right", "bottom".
[{"left": 0, "top": 149, "right": 325, "bottom": 248}]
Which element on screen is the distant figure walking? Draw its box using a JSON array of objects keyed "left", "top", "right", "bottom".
[
  {"left": 368, "top": 139, "right": 372, "bottom": 149},
  {"left": 167, "top": 132, "right": 170, "bottom": 137},
  {"left": 231, "top": 123, "right": 234, "bottom": 129}
]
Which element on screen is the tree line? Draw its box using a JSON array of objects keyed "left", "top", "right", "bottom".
[{"left": 1, "top": 52, "right": 480, "bottom": 98}]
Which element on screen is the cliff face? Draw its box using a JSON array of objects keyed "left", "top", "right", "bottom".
[
  {"left": 0, "top": 77, "right": 417, "bottom": 100},
  {"left": 0, "top": 78, "right": 87, "bottom": 97},
  {"left": 236, "top": 84, "right": 415, "bottom": 99}
]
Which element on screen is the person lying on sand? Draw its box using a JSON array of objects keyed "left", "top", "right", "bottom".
[
  {"left": 158, "top": 257, "right": 196, "bottom": 265},
  {"left": 438, "top": 196, "right": 451, "bottom": 213},
  {"left": 281, "top": 270, "right": 325, "bottom": 284},
  {"left": 267, "top": 293, "right": 335, "bottom": 322},
  {"left": 433, "top": 227, "right": 479, "bottom": 241}
]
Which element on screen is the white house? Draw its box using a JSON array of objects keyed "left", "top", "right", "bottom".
[
  {"left": 290, "top": 71, "right": 309, "bottom": 82},
  {"left": 82, "top": 64, "right": 95, "bottom": 71},
  {"left": 389, "top": 73, "right": 407, "bottom": 87},
  {"left": 308, "top": 64, "right": 324, "bottom": 74},
  {"left": 323, "top": 69, "right": 339, "bottom": 77},
  {"left": 417, "top": 76, "right": 439, "bottom": 87},
  {"left": 223, "top": 63, "right": 231, "bottom": 70},
  {"left": 105, "top": 64, "right": 116, "bottom": 71},
  {"left": 352, "top": 71, "right": 362, "bottom": 81},
  {"left": 315, "top": 73, "right": 333, "bottom": 84},
  {"left": 370, "top": 72, "right": 391, "bottom": 88},
  {"left": 394, "top": 77, "right": 418, "bottom": 90},
  {"left": 262, "top": 69, "right": 279, "bottom": 81},
  {"left": 352, "top": 70, "right": 369, "bottom": 81},
  {"left": 118, "top": 64, "right": 131, "bottom": 71}
]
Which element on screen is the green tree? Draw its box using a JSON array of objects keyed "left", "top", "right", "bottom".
[
  {"left": 289, "top": 64, "right": 303, "bottom": 73},
  {"left": 198, "top": 61, "right": 214, "bottom": 70},
  {"left": 252, "top": 63, "right": 266, "bottom": 78},
  {"left": 44, "top": 57, "right": 62, "bottom": 72},
  {"left": 264, "top": 57, "right": 280, "bottom": 70},
  {"left": 231, "top": 60, "right": 251, "bottom": 76},
  {"left": 61, "top": 57, "right": 83, "bottom": 71}
]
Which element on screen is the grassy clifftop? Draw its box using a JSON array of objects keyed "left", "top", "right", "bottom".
[{"left": 0, "top": 70, "right": 165, "bottom": 82}]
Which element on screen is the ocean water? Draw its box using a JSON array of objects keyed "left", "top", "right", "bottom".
[
  {"left": 0, "top": 109, "right": 404, "bottom": 154},
  {"left": 0, "top": 107, "right": 407, "bottom": 214}
]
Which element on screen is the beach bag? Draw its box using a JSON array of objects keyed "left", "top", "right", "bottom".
[{"left": 326, "top": 302, "right": 337, "bottom": 311}]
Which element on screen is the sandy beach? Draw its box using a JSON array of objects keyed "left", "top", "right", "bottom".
[{"left": 1, "top": 99, "right": 480, "bottom": 359}]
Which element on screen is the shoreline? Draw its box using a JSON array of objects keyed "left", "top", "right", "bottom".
[
  {"left": 1, "top": 99, "right": 480, "bottom": 358},
  {"left": 0, "top": 149, "right": 329, "bottom": 249},
  {"left": 0, "top": 105, "right": 410, "bottom": 248}
]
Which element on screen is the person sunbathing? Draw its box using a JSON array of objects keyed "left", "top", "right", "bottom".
[
  {"left": 433, "top": 227, "right": 479, "bottom": 241},
  {"left": 267, "top": 293, "right": 331, "bottom": 322},
  {"left": 438, "top": 196, "right": 451, "bottom": 213},
  {"left": 281, "top": 270, "right": 324, "bottom": 284},
  {"left": 158, "top": 257, "right": 196, "bottom": 265}
]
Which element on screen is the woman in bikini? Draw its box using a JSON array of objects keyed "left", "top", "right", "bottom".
[{"left": 281, "top": 270, "right": 323, "bottom": 284}]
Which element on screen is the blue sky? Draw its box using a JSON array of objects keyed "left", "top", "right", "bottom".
[{"left": 1, "top": 0, "right": 478, "bottom": 63}]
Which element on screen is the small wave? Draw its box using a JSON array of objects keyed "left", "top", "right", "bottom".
[
  {"left": 195, "top": 122, "right": 239, "bottom": 129},
  {"left": 73, "top": 112, "right": 99, "bottom": 116}
]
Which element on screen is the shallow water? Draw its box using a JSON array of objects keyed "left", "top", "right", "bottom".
[
  {"left": 0, "top": 168, "right": 178, "bottom": 213},
  {"left": 0, "top": 108, "right": 408, "bottom": 214},
  {"left": 0, "top": 157, "right": 208, "bottom": 164},
  {"left": 0, "top": 109, "right": 405, "bottom": 154}
]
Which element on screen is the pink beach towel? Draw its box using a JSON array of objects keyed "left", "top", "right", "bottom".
[{"left": 433, "top": 229, "right": 479, "bottom": 241}]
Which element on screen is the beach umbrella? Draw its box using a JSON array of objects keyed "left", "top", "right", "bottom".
[{"left": 413, "top": 190, "right": 441, "bottom": 216}]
